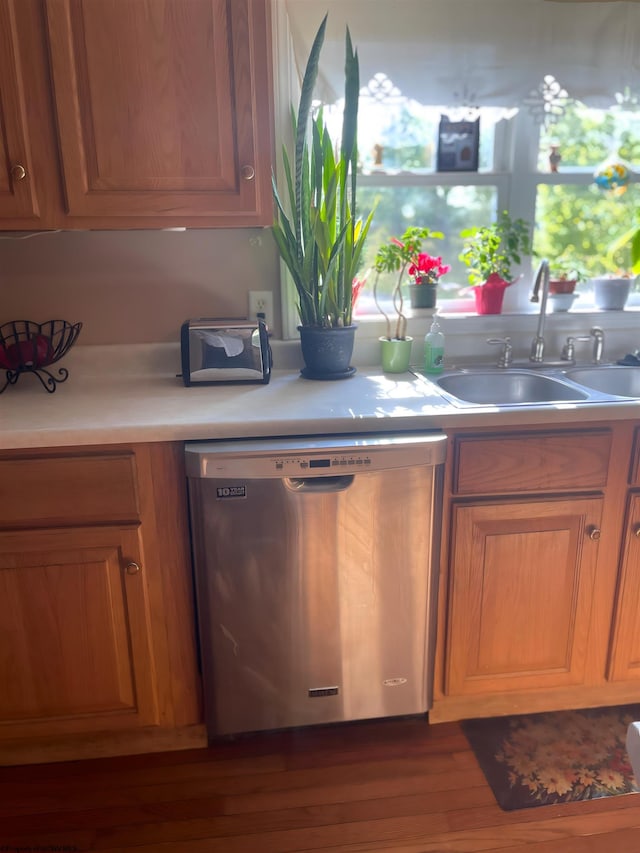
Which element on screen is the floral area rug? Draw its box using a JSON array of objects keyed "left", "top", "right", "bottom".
[{"left": 461, "top": 704, "right": 640, "bottom": 811}]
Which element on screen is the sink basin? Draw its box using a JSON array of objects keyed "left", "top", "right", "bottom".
[
  {"left": 565, "top": 366, "right": 640, "bottom": 398},
  {"left": 435, "top": 370, "right": 590, "bottom": 405}
]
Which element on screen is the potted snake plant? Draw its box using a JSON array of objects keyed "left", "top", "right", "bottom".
[{"left": 271, "top": 16, "right": 374, "bottom": 379}]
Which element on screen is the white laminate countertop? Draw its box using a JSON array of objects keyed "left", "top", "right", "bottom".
[{"left": 2, "top": 344, "right": 640, "bottom": 450}]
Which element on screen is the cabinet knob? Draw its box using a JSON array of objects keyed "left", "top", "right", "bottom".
[
  {"left": 240, "top": 164, "right": 255, "bottom": 181},
  {"left": 635, "top": 525, "right": 640, "bottom": 539},
  {"left": 10, "top": 163, "right": 26, "bottom": 181},
  {"left": 588, "top": 527, "right": 601, "bottom": 541},
  {"left": 125, "top": 561, "right": 141, "bottom": 574}
]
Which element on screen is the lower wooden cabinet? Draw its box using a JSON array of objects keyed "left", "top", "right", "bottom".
[
  {"left": 0, "top": 443, "right": 205, "bottom": 765},
  {"left": 446, "top": 496, "right": 603, "bottom": 697},
  {"left": 431, "top": 422, "right": 640, "bottom": 723},
  {"left": 0, "top": 525, "right": 161, "bottom": 735},
  {"left": 608, "top": 493, "right": 640, "bottom": 682}
]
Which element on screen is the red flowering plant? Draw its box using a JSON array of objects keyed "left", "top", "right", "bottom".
[
  {"left": 351, "top": 274, "right": 368, "bottom": 312},
  {"left": 373, "top": 226, "right": 445, "bottom": 340},
  {"left": 408, "top": 253, "right": 451, "bottom": 284}
]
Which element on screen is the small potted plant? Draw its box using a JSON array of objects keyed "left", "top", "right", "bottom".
[
  {"left": 548, "top": 260, "right": 587, "bottom": 294},
  {"left": 407, "top": 253, "right": 451, "bottom": 309},
  {"left": 459, "top": 211, "right": 532, "bottom": 314},
  {"left": 372, "top": 226, "right": 445, "bottom": 372},
  {"left": 587, "top": 227, "right": 640, "bottom": 311},
  {"left": 546, "top": 259, "right": 587, "bottom": 311}
]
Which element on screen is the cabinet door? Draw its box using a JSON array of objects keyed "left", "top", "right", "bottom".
[
  {"left": 0, "top": 525, "right": 161, "bottom": 738},
  {"left": 446, "top": 496, "right": 603, "bottom": 697},
  {"left": 0, "top": 0, "right": 42, "bottom": 219},
  {"left": 608, "top": 493, "right": 640, "bottom": 681},
  {"left": 44, "top": 0, "right": 273, "bottom": 226}
]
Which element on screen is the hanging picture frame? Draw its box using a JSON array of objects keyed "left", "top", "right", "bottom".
[{"left": 436, "top": 115, "right": 480, "bottom": 172}]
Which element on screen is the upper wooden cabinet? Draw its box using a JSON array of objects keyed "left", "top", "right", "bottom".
[
  {"left": 0, "top": 1, "right": 46, "bottom": 222},
  {"left": 0, "top": 0, "right": 274, "bottom": 229}
]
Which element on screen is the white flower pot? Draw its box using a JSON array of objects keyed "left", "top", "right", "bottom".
[{"left": 592, "top": 277, "right": 631, "bottom": 311}]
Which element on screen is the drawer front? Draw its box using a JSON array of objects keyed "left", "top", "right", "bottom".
[
  {"left": 0, "top": 452, "right": 139, "bottom": 528},
  {"left": 630, "top": 428, "right": 640, "bottom": 486},
  {"left": 453, "top": 430, "right": 611, "bottom": 495}
]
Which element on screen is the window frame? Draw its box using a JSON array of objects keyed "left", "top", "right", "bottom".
[{"left": 273, "top": 6, "right": 639, "bottom": 341}]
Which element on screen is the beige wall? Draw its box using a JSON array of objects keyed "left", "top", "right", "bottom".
[{"left": 0, "top": 229, "right": 282, "bottom": 344}]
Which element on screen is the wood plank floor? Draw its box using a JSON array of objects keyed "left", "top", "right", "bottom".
[{"left": 2, "top": 716, "right": 640, "bottom": 852}]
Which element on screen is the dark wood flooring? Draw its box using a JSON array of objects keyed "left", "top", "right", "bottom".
[{"left": 2, "top": 716, "right": 640, "bottom": 852}]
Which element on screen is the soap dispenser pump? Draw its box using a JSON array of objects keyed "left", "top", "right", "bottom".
[{"left": 424, "top": 314, "right": 445, "bottom": 374}]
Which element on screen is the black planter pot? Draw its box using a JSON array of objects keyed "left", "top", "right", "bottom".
[
  {"left": 298, "top": 324, "right": 357, "bottom": 380},
  {"left": 408, "top": 283, "right": 437, "bottom": 309}
]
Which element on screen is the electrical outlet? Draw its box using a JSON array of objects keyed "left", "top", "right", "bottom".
[{"left": 248, "top": 290, "right": 274, "bottom": 329}]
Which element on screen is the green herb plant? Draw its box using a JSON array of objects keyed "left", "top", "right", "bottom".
[
  {"left": 460, "top": 211, "right": 532, "bottom": 285},
  {"left": 607, "top": 224, "right": 640, "bottom": 276}
]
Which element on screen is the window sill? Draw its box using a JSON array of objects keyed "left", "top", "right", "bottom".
[{"left": 351, "top": 305, "right": 640, "bottom": 367}]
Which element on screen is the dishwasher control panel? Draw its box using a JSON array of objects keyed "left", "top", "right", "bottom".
[
  {"left": 185, "top": 433, "right": 447, "bottom": 480},
  {"left": 274, "top": 455, "right": 373, "bottom": 472}
]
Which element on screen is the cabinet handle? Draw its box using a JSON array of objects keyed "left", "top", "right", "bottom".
[
  {"left": 125, "top": 561, "right": 141, "bottom": 574},
  {"left": 635, "top": 525, "right": 640, "bottom": 538},
  {"left": 588, "top": 527, "right": 601, "bottom": 541},
  {"left": 10, "top": 163, "right": 26, "bottom": 181},
  {"left": 240, "top": 164, "right": 255, "bottom": 181}
]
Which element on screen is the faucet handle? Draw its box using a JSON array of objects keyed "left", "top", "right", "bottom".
[
  {"left": 560, "top": 336, "right": 583, "bottom": 362},
  {"left": 487, "top": 336, "right": 513, "bottom": 368},
  {"left": 562, "top": 328, "right": 605, "bottom": 365},
  {"left": 590, "top": 326, "right": 605, "bottom": 364}
]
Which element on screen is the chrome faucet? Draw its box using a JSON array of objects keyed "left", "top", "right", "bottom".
[
  {"left": 561, "top": 327, "right": 605, "bottom": 365},
  {"left": 530, "top": 259, "right": 550, "bottom": 363}
]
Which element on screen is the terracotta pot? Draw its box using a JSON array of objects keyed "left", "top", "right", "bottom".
[{"left": 549, "top": 279, "right": 577, "bottom": 295}]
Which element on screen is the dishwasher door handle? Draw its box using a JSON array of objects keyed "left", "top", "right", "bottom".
[{"left": 285, "top": 475, "right": 355, "bottom": 493}]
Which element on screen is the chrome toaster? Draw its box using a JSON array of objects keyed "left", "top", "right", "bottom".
[{"left": 180, "top": 318, "right": 272, "bottom": 386}]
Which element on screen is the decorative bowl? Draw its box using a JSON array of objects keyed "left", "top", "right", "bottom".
[
  {"left": 548, "top": 293, "right": 578, "bottom": 313},
  {"left": 0, "top": 320, "right": 82, "bottom": 393}
]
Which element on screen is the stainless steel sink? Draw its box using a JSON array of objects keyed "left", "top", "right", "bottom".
[
  {"left": 435, "top": 370, "right": 590, "bottom": 406},
  {"left": 565, "top": 366, "right": 640, "bottom": 398}
]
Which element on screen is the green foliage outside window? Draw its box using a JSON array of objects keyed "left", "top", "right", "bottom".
[
  {"left": 338, "top": 95, "right": 640, "bottom": 309},
  {"left": 537, "top": 102, "right": 640, "bottom": 279}
]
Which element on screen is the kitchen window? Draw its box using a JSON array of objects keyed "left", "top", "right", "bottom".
[{"left": 277, "top": 0, "right": 640, "bottom": 332}]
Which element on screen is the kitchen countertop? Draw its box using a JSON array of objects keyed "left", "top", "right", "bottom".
[{"left": 2, "top": 344, "right": 640, "bottom": 450}]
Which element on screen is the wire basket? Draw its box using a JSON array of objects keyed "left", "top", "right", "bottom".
[{"left": 0, "top": 320, "right": 82, "bottom": 393}]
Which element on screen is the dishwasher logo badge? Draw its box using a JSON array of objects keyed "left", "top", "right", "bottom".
[
  {"left": 216, "top": 485, "right": 247, "bottom": 499},
  {"left": 383, "top": 677, "right": 407, "bottom": 687}
]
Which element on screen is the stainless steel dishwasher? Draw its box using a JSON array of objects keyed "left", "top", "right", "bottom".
[{"left": 185, "top": 432, "right": 447, "bottom": 737}]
